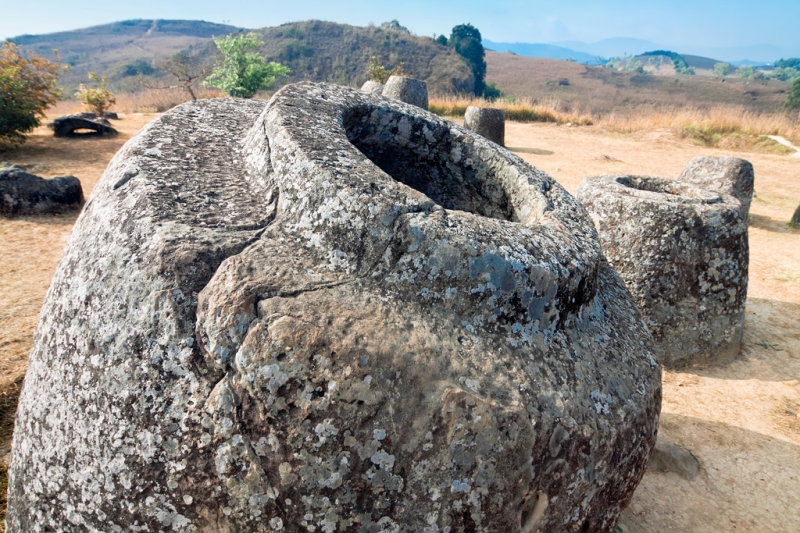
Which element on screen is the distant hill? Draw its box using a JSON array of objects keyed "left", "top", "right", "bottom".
[
  {"left": 485, "top": 51, "right": 791, "bottom": 115},
  {"left": 482, "top": 40, "right": 599, "bottom": 64},
  {"left": 8, "top": 19, "right": 474, "bottom": 95},
  {"left": 552, "top": 38, "right": 660, "bottom": 59},
  {"left": 680, "top": 54, "right": 723, "bottom": 70},
  {"left": 9, "top": 20, "right": 238, "bottom": 90},
  {"left": 253, "top": 21, "right": 473, "bottom": 94}
]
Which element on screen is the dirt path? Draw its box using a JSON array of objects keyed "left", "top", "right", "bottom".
[
  {"left": 1, "top": 115, "right": 799, "bottom": 531},
  {"left": 767, "top": 135, "right": 800, "bottom": 158}
]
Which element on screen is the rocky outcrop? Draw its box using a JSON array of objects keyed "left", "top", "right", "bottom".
[
  {"left": 464, "top": 106, "right": 505, "bottom": 146},
  {"left": 8, "top": 82, "right": 660, "bottom": 533},
  {"left": 576, "top": 157, "right": 753, "bottom": 368},
  {"left": 382, "top": 75, "right": 428, "bottom": 109},
  {"left": 51, "top": 113, "right": 118, "bottom": 137},
  {"left": 0, "top": 165, "right": 84, "bottom": 215}
]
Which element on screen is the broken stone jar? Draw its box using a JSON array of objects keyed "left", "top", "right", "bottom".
[
  {"left": 8, "top": 82, "right": 660, "bottom": 533},
  {"left": 576, "top": 157, "right": 754, "bottom": 368}
]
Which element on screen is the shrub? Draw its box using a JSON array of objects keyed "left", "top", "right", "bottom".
[
  {"left": 75, "top": 72, "right": 116, "bottom": 116},
  {"left": 204, "top": 32, "right": 290, "bottom": 98},
  {"left": 787, "top": 78, "right": 800, "bottom": 110},
  {"left": 367, "top": 56, "right": 404, "bottom": 84},
  {"left": 0, "top": 42, "right": 65, "bottom": 146},
  {"left": 713, "top": 62, "right": 732, "bottom": 76},
  {"left": 737, "top": 66, "right": 756, "bottom": 79}
]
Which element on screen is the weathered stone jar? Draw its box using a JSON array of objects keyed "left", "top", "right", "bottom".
[
  {"left": 576, "top": 157, "right": 754, "bottom": 368},
  {"left": 382, "top": 75, "right": 428, "bottom": 109},
  {"left": 464, "top": 106, "right": 505, "bottom": 146},
  {"left": 8, "top": 82, "right": 660, "bottom": 532}
]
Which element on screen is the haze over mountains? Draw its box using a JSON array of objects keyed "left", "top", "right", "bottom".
[{"left": 484, "top": 38, "right": 798, "bottom": 66}]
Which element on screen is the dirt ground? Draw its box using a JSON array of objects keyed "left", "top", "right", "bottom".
[{"left": 1, "top": 112, "right": 799, "bottom": 531}]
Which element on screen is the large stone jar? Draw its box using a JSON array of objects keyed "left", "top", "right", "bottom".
[
  {"left": 576, "top": 157, "right": 753, "bottom": 368},
  {"left": 8, "top": 82, "right": 660, "bottom": 532}
]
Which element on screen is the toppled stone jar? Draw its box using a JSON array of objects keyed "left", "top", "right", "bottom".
[
  {"left": 8, "top": 82, "right": 660, "bottom": 533},
  {"left": 0, "top": 165, "right": 84, "bottom": 215},
  {"left": 576, "top": 157, "right": 754, "bottom": 368}
]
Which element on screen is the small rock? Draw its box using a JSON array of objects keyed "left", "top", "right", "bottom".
[
  {"left": 103, "top": 111, "right": 119, "bottom": 120},
  {"left": 647, "top": 434, "right": 699, "bottom": 480},
  {"left": 360, "top": 80, "right": 384, "bottom": 95}
]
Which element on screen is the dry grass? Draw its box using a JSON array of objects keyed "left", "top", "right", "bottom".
[
  {"left": 47, "top": 88, "right": 224, "bottom": 117},
  {"left": 599, "top": 106, "right": 800, "bottom": 145},
  {"left": 429, "top": 95, "right": 594, "bottom": 125}
]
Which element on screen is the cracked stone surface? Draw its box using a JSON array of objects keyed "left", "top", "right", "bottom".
[
  {"left": 8, "top": 82, "right": 660, "bottom": 533},
  {"left": 576, "top": 157, "right": 753, "bottom": 368}
]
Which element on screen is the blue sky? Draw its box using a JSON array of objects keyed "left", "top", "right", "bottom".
[{"left": 2, "top": 0, "right": 799, "bottom": 57}]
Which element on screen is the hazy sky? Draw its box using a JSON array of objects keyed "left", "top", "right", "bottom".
[{"left": 2, "top": 0, "right": 799, "bottom": 51}]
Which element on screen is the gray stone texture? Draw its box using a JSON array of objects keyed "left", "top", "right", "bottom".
[
  {"left": 382, "top": 75, "right": 428, "bottom": 109},
  {"left": 576, "top": 157, "right": 754, "bottom": 368},
  {"left": 52, "top": 113, "right": 118, "bottom": 137},
  {"left": 646, "top": 435, "right": 699, "bottom": 480},
  {"left": 8, "top": 82, "right": 660, "bottom": 533},
  {"left": 791, "top": 204, "right": 800, "bottom": 226},
  {"left": 360, "top": 80, "right": 384, "bottom": 95},
  {"left": 464, "top": 106, "right": 505, "bottom": 146},
  {"left": 0, "top": 165, "right": 84, "bottom": 215}
]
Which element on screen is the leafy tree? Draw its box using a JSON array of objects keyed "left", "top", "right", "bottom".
[
  {"left": 75, "top": 72, "right": 116, "bottom": 116},
  {"left": 204, "top": 32, "right": 290, "bottom": 98},
  {"left": 768, "top": 67, "right": 800, "bottom": 82},
  {"left": 380, "top": 20, "right": 411, "bottom": 34},
  {"left": 450, "top": 23, "right": 486, "bottom": 96},
  {"left": 775, "top": 58, "right": 800, "bottom": 69},
  {"left": 367, "top": 56, "right": 404, "bottom": 84},
  {"left": 0, "top": 42, "right": 65, "bottom": 146},
  {"left": 787, "top": 77, "right": 800, "bottom": 110},
  {"left": 737, "top": 65, "right": 756, "bottom": 79},
  {"left": 435, "top": 35, "right": 448, "bottom": 46},
  {"left": 713, "top": 62, "right": 732, "bottom": 76}
]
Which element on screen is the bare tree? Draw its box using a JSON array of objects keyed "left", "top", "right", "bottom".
[{"left": 142, "top": 50, "right": 208, "bottom": 100}]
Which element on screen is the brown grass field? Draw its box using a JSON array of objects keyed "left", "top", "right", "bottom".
[
  {"left": 484, "top": 51, "right": 794, "bottom": 117},
  {"left": 1, "top": 93, "right": 799, "bottom": 531}
]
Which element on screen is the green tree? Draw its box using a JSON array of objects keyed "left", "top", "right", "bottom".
[
  {"left": 380, "top": 20, "right": 411, "bottom": 34},
  {"left": 713, "top": 62, "right": 732, "bottom": 76},
  {"left": 204, "top": 32, "right": 290, "bottom": 98},
  {"left": 737, "top": 65, "right": 756, "bottom": 79},
  {"left": 435, "top": 34, "right": 448, "bottom": 46},
  {"left": 0, "top": 42, "right": 65, "bottom": 146},
  {"left": 787, "top": 77, "right": 800, "bottom": 110},
  {"left": 450, "top": 23, "right": 486, "bottom": 96},
  {"left": 75, "top": 72, "right": 116, "bottom": 116}
]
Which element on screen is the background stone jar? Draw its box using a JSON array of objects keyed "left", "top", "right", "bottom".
[{"left": 577, "top": 157, "right": 754, "bottom": 368}]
